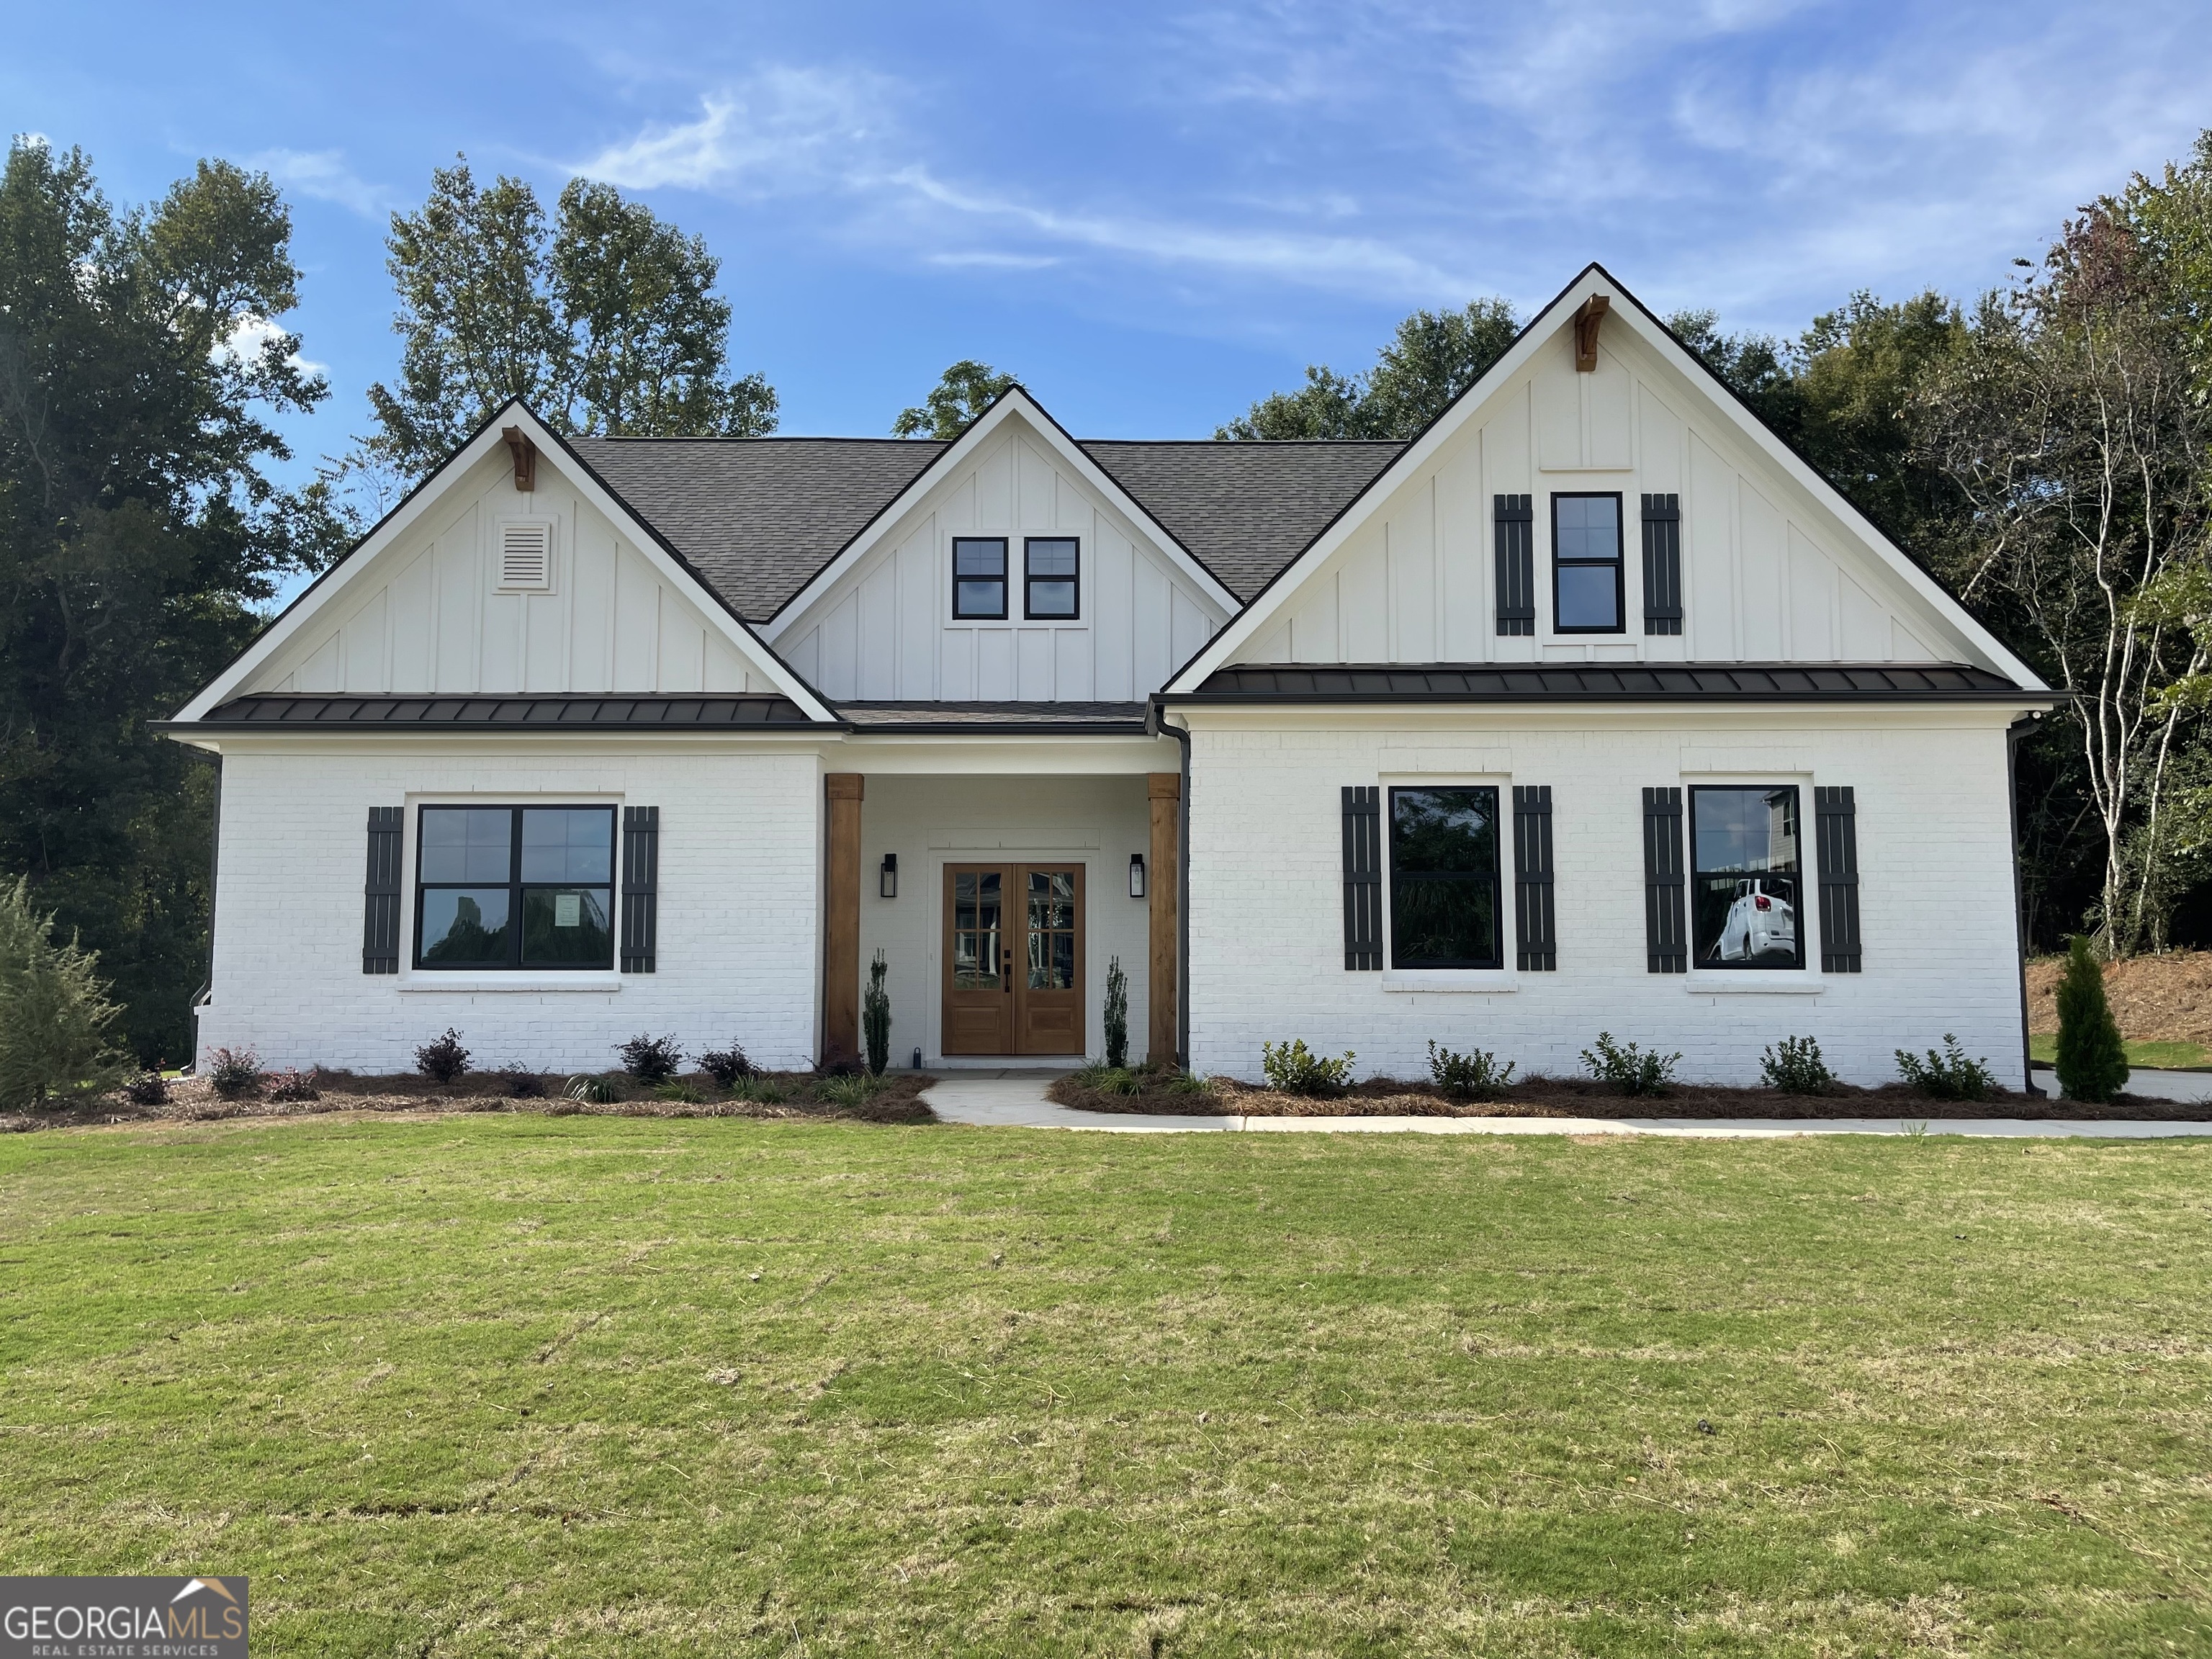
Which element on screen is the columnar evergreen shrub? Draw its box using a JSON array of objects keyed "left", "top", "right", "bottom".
[
  {"left": 2054, "top": 935, "right": 2129, "bottom": 1103},
  {"left": 0, "top": 876, "right": 124, "bottom": 1110},
  {"left": 863, "top": 951, "right": 891, "bottom": 1076},
  {"left": 1103, "top": 956, "right": 1129, "bottom": 1069}
]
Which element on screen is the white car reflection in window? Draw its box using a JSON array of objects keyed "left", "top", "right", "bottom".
[{"left": 1713, "top": 877, "right": 1796, "bottom": 963}]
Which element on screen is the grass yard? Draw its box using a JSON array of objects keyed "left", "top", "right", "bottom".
[
  {"left": 1, "top": 1116, "right": 2209, "bottom": 1656},
  {"left": 2028, "top": 1033, "right": 2212, "bottom": 1071}
]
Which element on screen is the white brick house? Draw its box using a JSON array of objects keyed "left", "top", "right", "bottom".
[{"left": 165, "top": 266, "right": 2056, "bottom": 1087}]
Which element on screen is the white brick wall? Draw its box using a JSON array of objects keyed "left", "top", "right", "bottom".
[
  {"left": 1184, "top": 712, "right": 2030, "bottom": 1090},
  {"left": 197, "top": 745, "right": 822, "bottom": 1074}
]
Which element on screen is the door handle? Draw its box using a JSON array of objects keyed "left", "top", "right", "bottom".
[{"left": 1004, "top": 948, "right": 1012, "bottom": 992}]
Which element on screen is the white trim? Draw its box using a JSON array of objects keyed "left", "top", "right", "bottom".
[
  {"left": 761, "top": 388, "right": 1238, "bottom": 639},
  {"left": 174, "top": 402, "right": 837, "bottom": 725},
  {"left": 397, "top": 976, "right": 624, "bottom": 994},
  {"left": 1381, "top": 971, "right": 1521, "bottom": 994},
  {"left": 1165, "top": 264, "right": 2047, "bottom": 694}
]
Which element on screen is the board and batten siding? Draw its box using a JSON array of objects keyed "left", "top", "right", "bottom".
[
  {"left": 773, "top": 421, "right": 1228, "bottom": 702},
  {"left": 243, "top": 451, "right": 777, "bottom": 698},
  {"left": 1238, "top": 325, "right": 1966, "bottom": 669}
]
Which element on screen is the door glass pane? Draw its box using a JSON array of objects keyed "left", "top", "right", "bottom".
[
  {"left": 1691, "top": 786, "right": 1802, "bottom": 967},
  {"left": 1025, "top": 870, "right": 1076, "bottom": 989},
  {"left": 419, "top": 809, "right": 512, "bottom": 883},
  {"left": 521, "top": 887, "right": 613, "bottom": 966},
  {"left": 953, "top": 871, "right": 1002, "bottom": 988},
  {"left": 419, "top": 888, "right": 511, "bottom": 964},
  {"left": 521, "top": 808, "right": 613, "bottom": 883}
]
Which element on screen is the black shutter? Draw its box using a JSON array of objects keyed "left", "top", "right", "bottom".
[
  {"left": 1513, "top": 786, "right": 1556, "bottom": 971},
  {"left": 1642, "top": 787, "right": 1687, "bottom": 973},
  {"left": 363, "top": 807, "right": 403, "bottom": 974},
  {"left": 1641, "top": 493, "right": 1683, "bottom": 635},
  {"left": 1342, "top": 787, "right": 1382, "bottom": 971},
  {"left": 1494, "top": 494, "right": 1534, "bottom": 636},
  {"left": 621, "top": 806, "right": 660, "bottom": 973},
  {"left": 1815, "top": 786, "right": 1863, "bottom": 972}
]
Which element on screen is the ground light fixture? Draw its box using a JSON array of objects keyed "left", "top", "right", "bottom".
[
  {"left": 879, "top": 853, "right": 898, "bottom": 899},
  {"left": 1129, "top": 853, "right": 1146, "bottom": 899}
]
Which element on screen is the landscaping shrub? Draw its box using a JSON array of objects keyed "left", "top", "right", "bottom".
[
  {"left": 565, "top": 1074, "right": 622, "bottom": 1105},
  {"left": 2054, "top": 935, "right": 2128, "bottom": 1103},
  {"left": 1895, "top": 1035, "right": 1996, "bottom": 1101},
  {"left": 415, "top": 1029, "right": 471, "bottom": 1084},
  {"left": 1760, "top": 1035, "right": 1835, "bottom": 1094},
  {"left": 266, "top": 1068, "right": 320, "bottom": 1102},
  {"left": 863, "top": 951, "right": 891, "bottom": 1076},
  {"left": 1104, "top": 956, "right": 1129, "bottom": 1069},
  {"left": 1166, "top": 1071, "right": 1220, "bottom": 1100},
  {"left": 207, "top": 1047, "right": 263, "bottom": 1100},
  {"left": 0, "top": 875, "right": 124, "bottom": 1110},
  {"left": 654, "top": 1080, "right": 704, "bottom": 1103},
  {"left": 1428, "top": 1039, "right": 1515, "bottom": 1097},
  {"left": 816, "top": 1072, "right": 886, "bottom": 1108},
  {"left": 1261, "top": 1039, "right": 1355, "bottom": 1097},
  {"left": 1581, "top": 1032, "right": 1681, "bottom": 1097},
  {"left": 1074, "top": 1064, "right": 1143, "bottom": 1097},
  {"left": 698, "top": 1045, "right": 755, "bottom": 1087},
  {"left": 122, "top": 1071, "right": 168, "bottom": 1106},
  {"left": 729, "top": 1076, "right": 789, "bottom": 1105},
  {"left": 500, "top": 1066, "right": 547, "bottom": 1099},
  {"left": 617, "top": 1033, "right": 682, "bottom": 1085}
]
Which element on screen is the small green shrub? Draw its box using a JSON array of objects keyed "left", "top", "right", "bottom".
[
  {"left": 0, "top": 875, "right": 124, "bottom": 1110},
  {"left": 1166, "top": 1070, "right": 1220, "bottom": 1100},
  {"left": 698, "top": 1045, "right": 754, "bottom": 1087},
  {"left": 863, "top": 951, "right": 891, "bottom": 1076},
  {"left": 2054, "top": 936, "right": 2128, "bottom": 1103},
  {"left": 654, "top": 1080, "right": 704, "bottom": 1103},
  {"left": 1103, "top": 956, "right": 1129, "bottom": 1069},
  {"left": 1581, "top": 1032, "right": 1681, "bottom": 1097},
  {"left": 816, "top": 1072, "right": 887, "bottom": 1109},
  {"left": 565, "top": 1074, "right": 622, "bottom": 1105},
  {"left": 1428, "top": 1040, "right": 1515, "bottom": 1097},
  {"left": 1894, "top": 1035, "right": 1995, "bottom": 1101},
  {"left": 729, "top": 1076, "right": 789, "bottom": 1105},
  {"left": 266, "top": 1068, "right": 320, "bottom": 1102},
  {"left": 1262, "top": 1039, "right": 1356, "bottom": 1097},
  {"left": 415, "top": 1028, "right": 470, "bottom": 1084},
  {"left": 500, "top": 1066, "right": 547, "bottom": 1099},
  {"left": 1759, "top": 1035, "right": 1835, "bottom": 1094},
  {"left": 1079, "top": 1065, "right": 1143, "bottom": 1097},
  {"left": 618, "top": 1034, "right": 682, "bottom": 1085},
  {"left": 207, "top": 1046, "right": 263, "bottom": 1100}
]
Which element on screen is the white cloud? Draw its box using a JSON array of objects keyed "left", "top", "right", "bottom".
[
  {"left": 249, "top": 149, "right": 393, "bottom": 220},
  {"left": 215, "top": 313, "right": 325, "bottom": 376},
  {"left": 574, "top": 67, "right": 894, "bottom": 194}
]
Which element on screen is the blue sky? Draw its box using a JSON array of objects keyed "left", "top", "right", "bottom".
[{"left": 9, "top": 0, "right": 2212, "bottom": 459}]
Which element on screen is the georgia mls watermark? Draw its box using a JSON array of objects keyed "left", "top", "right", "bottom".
[{"left": 1, "top": 1577, "right": 246, "bottom": 1658}]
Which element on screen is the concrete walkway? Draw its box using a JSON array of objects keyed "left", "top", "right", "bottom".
[
  {"left": 921, "top": 1076, "right": 2212, "bottom": 1140},
  {"left": 2033, "top": 1066, "right": 2212, "bottom": 1105}
]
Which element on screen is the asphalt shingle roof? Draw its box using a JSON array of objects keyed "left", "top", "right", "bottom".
[{"left": 564, "top": 433, "right": 1405, "bottom": 621}]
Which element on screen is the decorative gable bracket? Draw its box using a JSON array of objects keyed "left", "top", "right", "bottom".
[
  {"left": 1573, "top": 295, "right": 1610, "bottom": 372},
  {"left": 503, "top": 426, "right": 538, "bottom": 492}
]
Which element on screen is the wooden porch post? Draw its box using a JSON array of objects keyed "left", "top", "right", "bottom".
[
  {"left": 1147, "top": 772, "right": 1181, "bottom": 1067},
  {"left": 824, "top": 773, "right": 865, "bottom": 1067}
]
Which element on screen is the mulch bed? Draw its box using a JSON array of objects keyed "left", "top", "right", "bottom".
[
  {"left": 2026, "top": 949, "right": 2212, "bottom": 1047},
  {"left": 1048, "top": 1072, "right": 2208, "bottom": 1122},
  {"left": 0, "top": 1070, "right": 938, "bottom": 1135}
]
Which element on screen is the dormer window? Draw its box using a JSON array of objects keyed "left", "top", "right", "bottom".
[
  {"left": 952, "top": 538, "right": 1008, "bottom": 619},
  {"left": 1025, "top": 537, "right": 1079, "bottom": 619},
  {"left": 1552, "top": 493, "right": 1623, "bottom": 633}
]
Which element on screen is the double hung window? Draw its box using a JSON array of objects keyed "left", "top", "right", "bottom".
[
  {"left": 415, "top": 806, "right": 615, "bottom": 970},
  {"left": 1025, "top": 537, "right": 1079, "bottom": 619},
  {"left": 1388, "top": 787, "right": 1503, "bottom": 968},
  {"left": 953, "top": 538, "right": 1008, "bottom": 619},
  {"left": 1690, "top": 786, "right": 1802, "bottom": 968},
  {"left": 1552, "top": 493, "right": 1624, "bottom": 632}
]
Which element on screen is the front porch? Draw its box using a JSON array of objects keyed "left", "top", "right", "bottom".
[{"left": 819, "top": 760, "right": 1182, "bottom": 1071}]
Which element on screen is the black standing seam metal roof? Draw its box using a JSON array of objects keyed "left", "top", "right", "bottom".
[
  {"left": 186, "top": 694, "right": 818, "bottom": 728},
  {"left": 565, "top": 433, "right": 1407, "bottom": 621},
  {"left": 1177, "top": 663, "right": 2044, "bottom": 700}
]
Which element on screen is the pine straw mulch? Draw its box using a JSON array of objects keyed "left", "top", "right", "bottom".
[
  {"left": 0, "top": 1069, "right": 938, "bottom": 1136},
  {"left": 2026, "top": 949, "right": 2212, "bottom": 1046},
  {"left": 1048, "top": 1071, "right": 2208, "bottom": 1122}
]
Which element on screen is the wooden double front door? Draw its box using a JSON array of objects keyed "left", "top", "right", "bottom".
[{"left": 942, "top": 863, "right": 1084, "bottom": 1055}]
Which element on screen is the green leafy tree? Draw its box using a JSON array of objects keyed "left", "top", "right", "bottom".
[
  {"left": 893, "top": 359, "right": 1019, "bottom": 439},
  {"left": 0, "top": 874, "right": 123, "bottom": 1107},
  {"left": 0, "top": 138, "right": 343, "bottom": 1063},
  {"left": 2053, "top": 935, "right": 2128, "bottom": 1102},
  {"left": 365, "top": 158, "right": 776, "bottom": 477},
  {"left": 1219, "top": 300, "right": 1519, "bottom": 440}
]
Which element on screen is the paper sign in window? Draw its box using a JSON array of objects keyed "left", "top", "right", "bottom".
[{"left": 555, "top": 892, "right": 582, "bottom": 928}]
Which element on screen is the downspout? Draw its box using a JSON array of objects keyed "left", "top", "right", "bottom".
[
  {"left": 2006, "top": 712, "right": 2043, "bottom": 1095},
  {"left": 189, "top": 750, "right": 222, "bottom": 1072},
  {"left": 1148, "top": 699, "right": 1194, "bottom": 1069}
]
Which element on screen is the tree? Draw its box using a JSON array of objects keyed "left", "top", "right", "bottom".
[
  {"left": 1218, "top": 300, "right": 1520, "bottom": 440},
  {"left": 893, "top": 359, "right": 1019, "bottom": 439},
  {"left": 0, "top": 139, "right": 340, "bottom": 1062},
  {"left": 0, "top": 874, "right": 122, "bottom": 1108},
  {"left": 2053, "top": 935, "right": 2128, "bottom": 1102},
  {"left": 365, "top": 158, "right": 776, "bottom": 477}
]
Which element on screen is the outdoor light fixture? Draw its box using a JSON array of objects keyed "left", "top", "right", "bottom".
[
  {"left": 879, "top": 853, "right": 898, "bottom": 899},
  {"left": 1129, "top": 853, "right": 1146, "bottom": 899}
]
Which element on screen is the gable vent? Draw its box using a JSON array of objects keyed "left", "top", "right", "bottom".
[{"left": 497, "top": 521, "right": 554, "bottom": 592}]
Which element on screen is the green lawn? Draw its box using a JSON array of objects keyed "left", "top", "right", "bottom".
[
  {"left": 2, "top": 1115, "right": 2209, "bottom": 1656},
  {"left": 2028, "top": 1033, "right": 2212, "bottom": 1071}
]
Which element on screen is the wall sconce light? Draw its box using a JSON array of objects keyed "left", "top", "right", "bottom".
[
  {"left": 1129, "top": 853, "right": 1146, "bottom": 899},
  {"left": 879, "top": 853, "right": 898, "bottom": 899}
]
